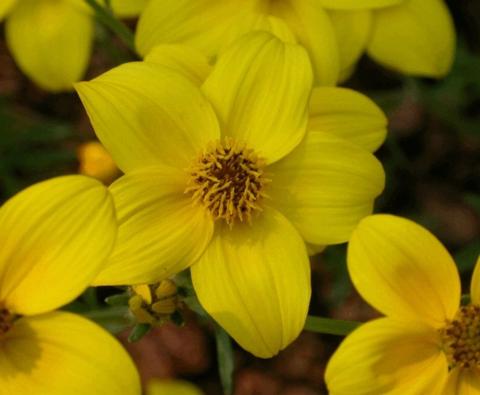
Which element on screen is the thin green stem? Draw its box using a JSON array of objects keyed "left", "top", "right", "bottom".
[
  {"left": 304, "top": 315, "right": 361, "bottom": 336},
  {"left": 84, "top": 0, "right": 136, "bottom": 53},
  {"left": 214, "top": 324, "right": 234, "bottom": 395}
]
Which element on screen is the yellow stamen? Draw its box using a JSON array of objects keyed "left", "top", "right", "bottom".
[
  {"left": 441, "top": 304, "right": 480, "bottom": 369},
  {"left": 186, "top": 138, "right": 269, "bottom": 226}
]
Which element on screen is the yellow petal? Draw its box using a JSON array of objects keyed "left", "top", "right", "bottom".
[
  {"left": 348, "top": 215, "right": 461, "bottom": 327},
  {"left": 76, "top": 62, "right": 220, "bottom": 173},
  {"left": 269, "top": 0, "right": 340, "bottom": 85},
  {"left": 110, "top": 0, "right": 148, "bottom": 17},
  {"left": 309, "top": 87, "right": 387, "bottom": 152},
  {"left": 319, "top": 0, "right": 403, "bottom": 9},
  {"left": 191, "top": 208, "right": 311, "bottom": 358},
  {"left": 326, "top": 318, "right": 448, "bottom": 395},
  {"left": 135, "top": 0, "right": 260, "bottom": 58},
  {"left": 6, "top": 0, "right": 94, "bottom": 92},
  {"left": 469, "top": 256, "right": 480, "bottom": 304},
  {"left": 218, "top": 13, "right": 298, "bottom": 54},
  {"left": 367, "top": 0, "right": 456, "bottom": 78},
  {"left": 94, "top": 167, "right": 214, "bottom": 286},
  {"left": 147, "top": 379, "right": 204, "bottom": 395},
  {"left": 144, "top": 44, "right": 211, "bottom": 86},
  {"left": 328, "top": 10, "right": 372, "bottom": 80},
  {"left": 0, "top": 176, "right": 116, "bottom": 316},
  {"left": 0, "top": 0, "right": 17, "bottom": 20},
  {"left": 202, "top": 32, "right": 313, "bottom": 164},
  {"left": 268, "top": 131, "right": 385, "bottom": 245},
  {"left": 1, "top": 311, "right": 140, "bottom": 394},
  {"left": 442, "top": 368, "right": 480, "bottom": 395}
]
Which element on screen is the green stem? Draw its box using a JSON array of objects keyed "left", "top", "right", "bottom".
[
  {"left": 84, "top": 0, "right": 136, "bottom": 53},
  {"left": 304, "top": 315, "right": 361, "bottom": 336},
  {"left": 214, "top": 324, "right": 234, "bottom": 395}
]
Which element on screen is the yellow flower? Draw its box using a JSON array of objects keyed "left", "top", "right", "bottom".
[
  {"left": 135, "top": 0, "right": 341, "bottom": 85},
  {"left": 78, "top": 141, "right": 120, "bottom": 183},
  {"left": 322, "top": 0, "right": 456, "bottom": 79},
  {"left": 135, "top": 0, "right": 454, "bottom": 85},
  {"left": 147, "top": 379, "right": 204, "bottom": 395},
  {"left": 326, "top": 214, "right": 480, "bottom": 395},
  {"left": 76, "top": 32, "right": 385, "bottom": 358},
  {"left": 0, "top": 175, "right": 140, "bottom": 394},
  {"left": 0, "top": 0, "right": 146, "bottom": 92}
]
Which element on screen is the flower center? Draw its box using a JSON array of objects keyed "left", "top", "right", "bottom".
[
  {"left": 441, "top": 304, "right": 480, "bottom": 369},
  {"left": 0, "top": 308, "right": 15, "bottom": 336},
  {"left": 186, "top": 138, "right": 269, "bottom": 226}
]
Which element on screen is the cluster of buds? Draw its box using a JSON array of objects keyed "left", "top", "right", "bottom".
[{"left": 128, "top": 279, "right": 180, "bottom": 326}]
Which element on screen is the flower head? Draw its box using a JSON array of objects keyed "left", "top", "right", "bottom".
[
  {"left": 0, "top": 175, "right": 140, "bottom": 394},
  {"left": 76, "top": 32, "right": 385, "bottom": 358},
  {"left": 135, "top": 0, "right": 455, "bottom": 86},
  {"left": 326, "top": 214, "right": 480, "bottom": 395}
]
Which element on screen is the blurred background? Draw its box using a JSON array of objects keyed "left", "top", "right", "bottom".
[{"left": 0, "top": 1, "right": 479, "bottom": 394}]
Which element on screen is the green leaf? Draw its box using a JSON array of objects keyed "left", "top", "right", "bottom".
[
  {"left": 304, "top": 316, "right": 360, "bottom": 336},
  {"left": 214, "top": 324, "right": 235, "bottom": 395}
]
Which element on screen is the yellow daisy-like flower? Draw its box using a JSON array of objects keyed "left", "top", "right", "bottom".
[
  {"left": 0, "top": 175, "right": 141, "bottom": 394},
  {"left": 135, "top": 0, "right": 341, "bottom": 85},
  {"left": 326, "top": 214, "right": 480, "bottom": 395},
  {"left": 0, "top": 0, "right": 146, "bottom": 92},
  {"left": 135, "top": 0, "right": 454, "bottom": 85},
  {"left": 322, "top": 0, "right": 456, "bottom": 79},
  {"left": 76, "top": 32, "right": 385, "bottom": 358}
]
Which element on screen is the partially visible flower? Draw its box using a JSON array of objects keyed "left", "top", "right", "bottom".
[
  {"left": 78, "top": 141, "right": 120, "bottom": 184},
  {"left": 76, "top": 32, "right": 385, "bottom": 358},
  {"left": 147, "top": 379, "right": 203, "bottom": 395},
  {"left": 135, "top": 0, "right": 341, "bottom": 85},
  {"left": 135, "top": 0, "right": 454, "bottom": 85},
  {"left": 0, "top": 175, "right": 141, "bottom": 394},
  {"left": 0, "top": 0, "right": 145, "bottom": 92},
  {"left": 322, "top": 0, "right": 456, "bottom": 79},
  {"left": 326, "top": 214, "right": 480, "bottom": 395}
]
